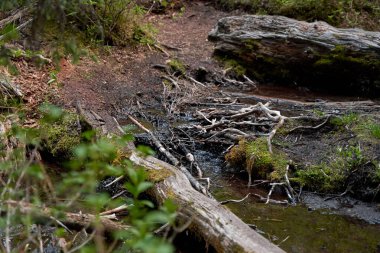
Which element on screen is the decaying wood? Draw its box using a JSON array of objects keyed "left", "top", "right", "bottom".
[
  {"left": 209, "top": 15, "right": 380, "bottom": 96},
  {"left": 129, "top": 152, "right": 285, "bottom": 253},
  {"left": 0, "top": 80, "right": 23, "bottom": 99},
  {"left": 0, "top": 8, "right": 29, "bottom": 29},
  {"left": 5, "top": 200, "right": 130, "bottom": 233}
]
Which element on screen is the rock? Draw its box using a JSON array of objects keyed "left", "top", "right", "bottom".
[{"left": 208, "top": 15, "right": 380, "bottom": 96}]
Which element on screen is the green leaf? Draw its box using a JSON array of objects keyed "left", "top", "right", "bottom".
[
  {"left": 136, "top": 181, "right": 153, "bottom": 195},
  {"left": 0, "top": 24, "right": 20, "bottom": 43}
]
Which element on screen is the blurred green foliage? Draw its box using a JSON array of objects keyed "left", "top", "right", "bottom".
[{"left": 0, "top": 104, "right": 176, "bottom": 252}]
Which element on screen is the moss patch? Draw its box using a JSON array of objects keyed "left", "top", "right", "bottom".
[
  {"left": 145, "top": 167, "right": 173, "bottom": 183},
  {"left": 40, "top": 112, "right": 82, "bottom": 160},
  {"left": 167, "top": 59, "right": 186, "bottom": 75},
  {"left": 225, "top": 137, "right": 288, "bottom": 181}
]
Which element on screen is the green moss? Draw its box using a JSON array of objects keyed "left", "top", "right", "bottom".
[
  {"left": 294, "top": 144, "right": 368, "bottom": 193},
  {"left": 222, "top": 58, "right": 247, "bottom": 77},
  {"left": 225, "top": 137, "right": 288, "bottom": 181},
  {"left": 368, "top": 123, "right": 380, "bottom": 139},
  {"left": 246, "top": 137, "right": 288, "bottom": 180},
  {"left": 40, "top": 112, "right": 82, "bottom": 160},
  {"left": 330, "top": 112, "right": 359, "bottom": 128},
  {"left": 225, "top": 139, "right": 247, "bottom": 167},
  {"left": 294, "top": 163, "right": 346, "bottom": 192},
  {"left": 167, "top": 59, "right": 186, "bottom": 75},
  {"left": 145, "top": 167, "right": 173, "bottom": 183},
  {"left": 315, "top": 45, "right": 380, "bottom": 69},
  {"left": 346, "top": 115, "right": 380, "bottom": 143}
]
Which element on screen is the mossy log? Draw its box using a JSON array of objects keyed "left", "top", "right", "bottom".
[
  {"left": 208, "top": 15, "right": 380, "bottom": 96},
  {"left": 129, "top": 152, "right": 284, "bottom": 253}
]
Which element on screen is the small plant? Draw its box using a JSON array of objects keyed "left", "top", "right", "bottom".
[
  {"left": 167, "top": 58, "right": 186, "bottom": 75},
  {"left": 336, "top": 144, "right": 364, "bottom": 169},
  {"left": 47, "top": 70, "right": 59, "bottom": 85},
  {"left": 330, "top": 112, "right": 358, "bottom": 128},
  {"left": 0, "top": 104, "right": 177, "bottom": 252},
  {"left": 368, "top": 123, "right": 380, "bottom": 139},
  {"left": 313, "top": 109, "right": 325, "bottom": 117},
  {"left": 133, "top": 23, "right": 158, "bottom": 46}
]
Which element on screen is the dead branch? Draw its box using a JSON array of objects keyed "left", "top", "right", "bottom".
[
  {"left": 0, "top": 8, "right": 29, "bottom": 29},
  {"left": 154, "top": 44, "right": 170, "bottom": 57},
  {"left": 253, "top": 194, "right": 288, "bottom": 205},
  {"left": 288, "top": 116, "right": 331, "bottom": 133},
  {"left": 220, "top": 193, "right": 251, "bottom": 205},
  {"left": 267, "top": 115, "right": 285, "bottom": 154},
  {"left": 0, "top": 80, "right": 23, "bottom": 99},
  {"left": 100, "top": 204, "right": 130, "bottom": 216},
  {"left": 186, "top": 75, "right": 206, "bottom": 87},
  {"left": 4, "top": 200, "right": 130, "bottom": 233},
  {"left": 284, "top": 164, "right": 297, "bottom": 204},
  {"left": 162, "top": 76, "right": 180, "bottom": 90},
  {"left": 0, "top": 18, "right": 33, "bottom": 41},
  {"left": 127, "top": 115, "right": 208, "bottom": 195}
]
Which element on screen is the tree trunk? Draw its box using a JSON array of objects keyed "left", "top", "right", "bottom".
[
  {"left": 208, "top": 15, "right": 380, "bottom": 97},
  {"left": 129, "top": 152, "right": 284, "bottom": 253}
]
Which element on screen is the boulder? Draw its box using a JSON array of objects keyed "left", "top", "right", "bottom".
[{"left": 208, "top": 15, "right": 380, "bottom": 96}]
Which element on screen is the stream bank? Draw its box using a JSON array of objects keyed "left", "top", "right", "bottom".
[{"left": 51, "top": 1, "right": 380, "bottom": 252}]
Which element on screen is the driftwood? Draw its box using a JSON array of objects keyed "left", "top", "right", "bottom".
[{"left": 209, "top": 15, "right": 380, "bottom": 96}]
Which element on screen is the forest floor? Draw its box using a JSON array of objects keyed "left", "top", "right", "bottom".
[
  {"left": 53, "top": 1, "right": 229, "bottom": 132},
  {"left": 6, "top": 1, "right": 380, "bottom": 252},
  {"left": 12, "top": 0, "right": 380, "bottom": 201}
]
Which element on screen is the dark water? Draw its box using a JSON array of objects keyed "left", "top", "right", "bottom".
[{"left": 196, "top": 149, "right": 380, "bottom": 253}]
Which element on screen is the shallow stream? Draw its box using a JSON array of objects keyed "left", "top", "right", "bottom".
[
  {"left": 127, "top": 83, "right": 380, "bottom": 253},
  {"left": 195, "top": 148, "right": 380, "bottom": 253}
]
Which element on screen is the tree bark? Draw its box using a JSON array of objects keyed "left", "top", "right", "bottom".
[
  {"left": 129, "top": 152, "right": 285, "bottom": 253},
  {"left": 208, "top": 15, "right": 380, "bottom": 97}
]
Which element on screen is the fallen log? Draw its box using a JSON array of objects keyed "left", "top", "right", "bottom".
[
  {"left": 79, "top": 107, "right": 285, "bottom": 252},
  {"left": 209, "top": 15, "right": 380, "bottom": 97},
  {"left": 129, "top": 152, "right": 284, "bottom": 253}
]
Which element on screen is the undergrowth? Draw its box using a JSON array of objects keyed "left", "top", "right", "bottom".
[{"left": 0, "top": 104, "right": 177, "bottom": 252}]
